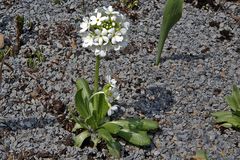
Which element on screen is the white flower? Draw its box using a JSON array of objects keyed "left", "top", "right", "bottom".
[
  {"left": 113, "top": 45, "right": 121, "bottom": 51},
  {"left": 123, "top": 22, "right": 130, "bottom": 29},
  {"left": 90, "top": 12, "right": 107, "bottom": 26},
  {"left": 80, "top": 17, "right": 90, "bottom": 33},
  {"left": 104, "top": 6, "right": 119, "bottom": 15},
  {"left": 94, "top": 29, "right": 109, "bottom": 45},
  {"left": 107, "top": 105, "right": 118, "bottom": 116},
  {"left": 82, "top": 34, "right": 94, "bottom": 47},
  {"left": 105, "top": 75, "right": 120, "bottom": 101},
  {"left": 95, "top": 49, "right": 106, "bottom": 57},
  {"left": 106, "top": 75, "right": 117, "bottom": 88},
  {"left": 111, "top": 32, "right": 123, "bottom": 44},
  {"left": 111, "top": 15, "right": 117, "bottom": 21},
  {"left": 120, "top": 28, "right": 127, "bottom": 35}
]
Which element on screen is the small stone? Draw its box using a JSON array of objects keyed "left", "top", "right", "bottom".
[
  {"left": 56, "top": 42, "right": 63, "bottom": 49},
  {"left": 0, "top": 33, "right": 4, "bottom": 49},
  {"left": 153, "top": 150, "right": 160, "bottom": 156}
]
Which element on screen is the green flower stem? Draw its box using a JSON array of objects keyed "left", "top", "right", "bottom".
[
  {"left": 94, "top": 55, "right": 100, "bottom": 93},
  {"left": 93, "top": 55, "right": 100, "bottom": 108}
]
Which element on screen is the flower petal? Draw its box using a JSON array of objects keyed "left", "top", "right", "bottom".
[
  {"left": 102, "top": 28, "right": 108, "bottom": 35},
  {"left": 124, "top": 22, "right": 130, "bottom": 29},
  {"left": 95, "top": 29, "right": 100, "bottom": 35},
  {"left": 98, "top": 37, "right": 103, "bottom": 45},
  {"left": 97, "top": 12, "right": 102, "bottom": 18},
  {"left": 103, "top": 36, "right": 109, "bottom": 44},
  {"left": 120, "top": 28, "right": 127, "bottom": 35},
  {"left": 112, "top": 105, "right": 118, "bottom": 111},
  {"left": 115, "top": 35, "right": 123, "bottom": 42},
  {"left": 111, "top": 37, "right": 116, "bottom": 44}
]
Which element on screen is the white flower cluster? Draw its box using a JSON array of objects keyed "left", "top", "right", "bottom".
[
  {"left": 80, "top": 6, "right": 130, "bottom": 57},
  {"left": 106, "top": 75, "right": 120, "bottom": 116}
]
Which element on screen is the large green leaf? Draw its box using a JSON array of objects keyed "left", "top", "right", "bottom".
[
  {"left": 106, "top": 140, "right": 121, "bottom": 159},
  {"left": 221, "top": 123, "right": 233, "bottom": 128},
  {"left": 74, "top": 130, "right": 90, "bottom": 147},
  {"left": 97, "top": 128, "right": 121, "bottom": 158},
  {"left": 117, "top": 129, "right": 151, "bottom": 146},
  {"left": 156, "top": 0, "right": 184, "bottom": 65},
  {"left": 101, "top": 122, "right": 122, "bottom": 134},
  {"left": 110, "top": 119, "right": 158, "bottom": 131},
  {"left": 211, "top": 111, "right": 232, "bottom": 118},
  {"left": 97, "top": 128, "right": 114, "bottom": 141},
  {"left": 75, "top": 89, "right": 90, "bottom": 119},
  {"left": 97, "top": 93, "right": 110, "bottom": 122},
  {"left": 214, "top": 114, "right": 233, "bottom": 123},
  {"left": 76, "top": 78, "right": 91, "bottom": 96},
  {"left": 90, "top": 91, "right": 110, "bottom": 124},
  {"left": 85, "top": 114, "right": 98, "bottom": 129},
  {"left": 225, "top": 116, "right": 240, "bottom": 128},
  {"left": 76, "top": 79, "right": 94, "bottom": 114}
]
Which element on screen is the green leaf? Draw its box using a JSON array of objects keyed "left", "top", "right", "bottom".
[
  {"left": 85, "top": 114, "right": 98, "bottom": 129},
  {"left": 213, "top": 85, "right": 240, "bottom": 129},
  {"left": 211, "top": 111, "right": 232, "bottom": 118},
  {"left": 90, "top": 91, "right": 110, "bottom": 124},
  {"left": 97, "top": 93, "right": 110, "bottom": 122},
  {"left": 97, "top": 128, "right": 114, "bottom": 141},
  {"left": 117, "top": 129, "right": 151, "bottom": 146},
  {"left": 221, "top": 123, "right": 233, "bottom": 128},
  {"left": 110, "top": 119, "right": 158, "bottom": 131},
  {"left": 226, "top": 96, "right": 238, "bottom": 112},
  {"left": 101, "top": 122, "right": 122, "bottom": 134},
  {"left": 72, "top": 123, "right": 84, "bottom": 132},
  {"left": 106, "top": 140, "right": 121, "bottom": 159},
  {"left": 226, "top": 116, "right": 240, "bottom": 128},
  {"left": 74, "top": 130, "right": 90, "bottom": 147},
  {"left": 214, "top": 114, "right": 233, "bottom": 123},
  {"left": 97, "top": 128, "right": 121, "bottom": 158},
  {"left": 233, "top": 85, "right": 240, "bottom": 108},
  {"left": 76, "top": 78, "right": 91, "bottom": 95},
  {"left": 195, "top": 150, "right": 209, "bottom": 160},
  {"left": 139, "top": 119, "right": 159, "bottom": 131},
  {"left": 75, "top": 89, "right": 90, "bottom": 119},
  {"left": 213, "top": 112, "right": 240, "bottom": 128},
  {"left": 156, "top": 0, "right": 184, "bottom": 65}
]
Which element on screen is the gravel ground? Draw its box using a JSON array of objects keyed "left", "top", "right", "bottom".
[{"left": 0, "top": 0, "right": 240, "bottom": 159}]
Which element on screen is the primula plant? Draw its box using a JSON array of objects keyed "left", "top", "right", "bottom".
[
  {"left": 212, "top": 85, "right": 240, "bottom": 129},
  {"left": 71, "top": 6, "right": 158, "bottom": 158}
]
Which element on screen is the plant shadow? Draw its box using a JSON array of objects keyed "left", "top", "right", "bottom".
[
  {"left": 130, "top": 86, "right": 175, "bottom": 116},
  {"left": 0, "top": 116, "right": 56, "bottom": 131},
  {"left": 161, "top": 53, "right": 210, "bottom": 63}
]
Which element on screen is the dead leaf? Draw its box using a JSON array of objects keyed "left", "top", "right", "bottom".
[
  {"left": 71, "top": 38, "right": 77, "bottom": 49},
  {"left": 0, "top": 33, "right": 4, "bottom": 49}
]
